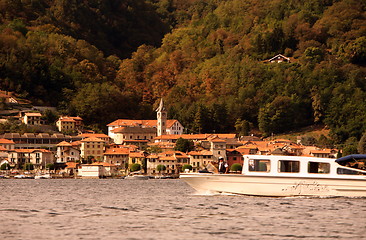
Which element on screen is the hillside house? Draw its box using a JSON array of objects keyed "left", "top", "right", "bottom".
[
  {"left": 22, "top": 112, "right": 44, "bottom": 125},
  {"left": 264, "top": 54, "right": 291, "bottom": 63},
  {"left": 56, "top": 116, "right": 83, "bottom": 132}
]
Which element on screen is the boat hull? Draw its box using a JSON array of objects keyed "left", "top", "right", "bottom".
[{"left": 180, "top": 173, "right": 366, "bottom": 197}]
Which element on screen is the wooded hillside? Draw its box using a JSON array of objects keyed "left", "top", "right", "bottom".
[{"left": 0, "top": 0, "right": 365, "bottom": 146}]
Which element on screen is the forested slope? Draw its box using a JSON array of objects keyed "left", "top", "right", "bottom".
[{"left": 0, "top": 0, "right": 365, "bottom": 145}]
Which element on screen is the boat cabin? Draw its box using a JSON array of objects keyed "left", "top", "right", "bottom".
[{"left": 242, "top": 155, "right": 366, "bottom": 178}]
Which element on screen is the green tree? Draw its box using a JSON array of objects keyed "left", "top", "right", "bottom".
[
  {"left": 147, "top": 145, "right": 162, "bottom": 154},
  {"left": 174, "top": 138, "right": 194, "bottom": 152},
  {"left": 23, "top": 163, "right": 34, "bottom": 171},
  {"left": 130, "top": 163, "right": 141, "bottom": 172},
  {"left": 0, "top": 163, "right": 10, "bottom": 170},
  {"left": 156, "top": 164, "right": 166, "bottom": 173},
  {"left": 235, "top": 118, "right": 251, "bottom": 137},
  {"left": 46, "top": 163, "right": 55, "bottom": 170},
  {"left": 230, "top": 163, "right": 242, "bottom": 173}
]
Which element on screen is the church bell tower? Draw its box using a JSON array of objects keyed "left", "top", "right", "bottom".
[{"left": 156, "top": 98, "right": 167, "bottom": 136}]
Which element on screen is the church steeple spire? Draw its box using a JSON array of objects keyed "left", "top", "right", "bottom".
[{"left": 156, "top": 98, "right": 167, "bottom": 136}]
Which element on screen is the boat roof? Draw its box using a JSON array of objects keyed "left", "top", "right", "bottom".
[
  {"left": 335, "top": 154, "right": 366, "bottom": 163},
  {"left": 243, "top": 155, "right": 335, "bottom": 162}
]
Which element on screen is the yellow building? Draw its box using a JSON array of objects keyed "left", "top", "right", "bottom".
[
  {"left": 128, "top": 152, "right": 146, "bottom": 167},
  {"left": 80, "top": 137, "right": 105, "bottom": 161},
  {"left": 56, "top": 116, "right": 83, "bottom": 132}
]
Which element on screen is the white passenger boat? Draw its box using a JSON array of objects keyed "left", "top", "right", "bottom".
[
  {"left": 34, "top": 173, "right": 52, "bottom": 179},
  {"left": 180, "top": 154, "right": 366, "bottom": 197}
]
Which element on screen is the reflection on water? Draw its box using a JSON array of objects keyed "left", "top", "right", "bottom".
[{"left": 1, "top": 179, "right": 365, "bottom": 239}]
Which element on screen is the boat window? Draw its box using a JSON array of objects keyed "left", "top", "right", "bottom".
[
  {"left": 308, "top": 162, "right": 330, "bottom": 174},
  {"left": 337, "top": 168, "right": 366, "bottom": 175},
  {"left": 248, "top": 159, "right": 270, "bottom": 172},
  {"left": 278, "top": 160, "right": 300, "bottom": 173}
]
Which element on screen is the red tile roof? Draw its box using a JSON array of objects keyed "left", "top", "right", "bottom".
[
  {"left": 0, "top": 138, "right": 15, "bottom": 144},
  {"left": 107, "top": 119, "right": 180, "bottom": 128},
  {"left": 81, "top": 137, "right": 105, "bottom": 142},
  {"left": 104, "top": 148, "right": 130, "bottom": 155}
]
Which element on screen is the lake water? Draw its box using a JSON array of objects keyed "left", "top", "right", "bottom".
[{"left": 1, "top": 179, "right": 365, "bottom": 240}]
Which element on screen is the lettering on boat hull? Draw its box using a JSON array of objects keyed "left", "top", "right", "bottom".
[{"left": 281, "top": 181, "right": 330, "bottom": 195}]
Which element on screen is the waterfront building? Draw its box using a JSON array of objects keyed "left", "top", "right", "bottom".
[
  {"left": 128, "top": 151, "right": 147, "bottom": 167},
  {"left": 80, "top": 137, "right": 105, "bottom": 161},
  {"left": 226, "top": 149, "right": 244, "bottom": 167},
  {"left": 56, "top": 141, "right": 80, "bottom": 163},
  {"left": 188, "top": 150, "right": 214, "bottom": 172},
  {"left": 7, "top": 149, "right": 54, "bottom": 169},
  {"left": 210, "top": 137, "right": 227, "bottom": 160},
  {"left": 146, "top": 151, "right": 190, "bottom": 175},
  {"left": 104, "top": 147, "right": 130, "bottom": 169}
]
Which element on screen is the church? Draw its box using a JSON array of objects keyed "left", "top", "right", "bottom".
[{"left": 107, "top": 99, "right": 184, "bottom": 144}]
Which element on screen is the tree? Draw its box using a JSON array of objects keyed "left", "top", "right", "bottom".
[
  {"left": 358, "top": 132, "right": 366, "bottom": 154},
  {"left": 235, "top": 118, "right": 251, "bottom": 137},
  {"left": 156, "top": 164, "right": 166, "bottom": 173},
  {"left": 147, "top": 145, "right": 162, "bottom": 154},
  {"left": 0, "top": 163, "right": 10, "bottom": 170},
  {"left": 46, "top": 163, "right": 55, "bottom": 170},
  {"left": 182, "top": 164, "right": 192, "bottom": 172},
  {"left": 23, "top": 163, "right": 34, "bottom": 171},
  {"left": 174, "top": 138, "right": 194, "bottom": 152},
  {"left": 230, "top": 163, "right": 242, "bottom": 173},
  {"left": 130, "top": 163, "right": 141, "bottom": 172}
]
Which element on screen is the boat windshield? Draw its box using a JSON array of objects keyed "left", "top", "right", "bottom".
[
  {"left": 336, "top": 155, "right": 366, "bottom": 171},
  {"left": 337, "top": 167, "right": 366, "bottom": 175}
]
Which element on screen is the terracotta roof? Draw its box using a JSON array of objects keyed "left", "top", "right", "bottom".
[
  {"left": 71, "top": 141, "right": 81, "bottom": 146},
  {"left": 123, "top": 139, "right": 150, "bottom": 143},
  {"left": 91, "top": 162, "right": 116, "bottom": 167},
  {"left": 188, "top": 150, "right": 213, "bottom": 156},
  {"left": 0, "top": 138, "right": 15, "bottom": 144},
  {"left": 78, "top": 133, "right": 110, "bottom": 139},
  {"left": 57, "top": 141, "right": 72, "bottom": 147},
  {"left": 65, "top": 162, "right": 79, "bottom": 169},
  {"left": 11, "top": 149, "right": 51, "bottom": 153},
  {"left": 81, "top": 137, "right": 105, "bottom": 142},
  {"left": 159, "top": 157, "right": 176, "bottom": 161},
  {"left": 235, "top": 148, "right": 252, "bottom": 155},
  {"left": 104, "top": 148, "right": 130, "bottom": 155},
  {"left": 0, "top": 146, "right": 7, "bottom": 151},
  {"left": 112, "top": 126, "right": 156, "bottom": 134},
  {"left": 107, "top": 119, "right": 180, "bottom": 128},
  {"left": 24, "top": 112, "right": 42, "bottom": 117},
  {"left": 129, "top": 152, "right": 146, "bottom": 158}
]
